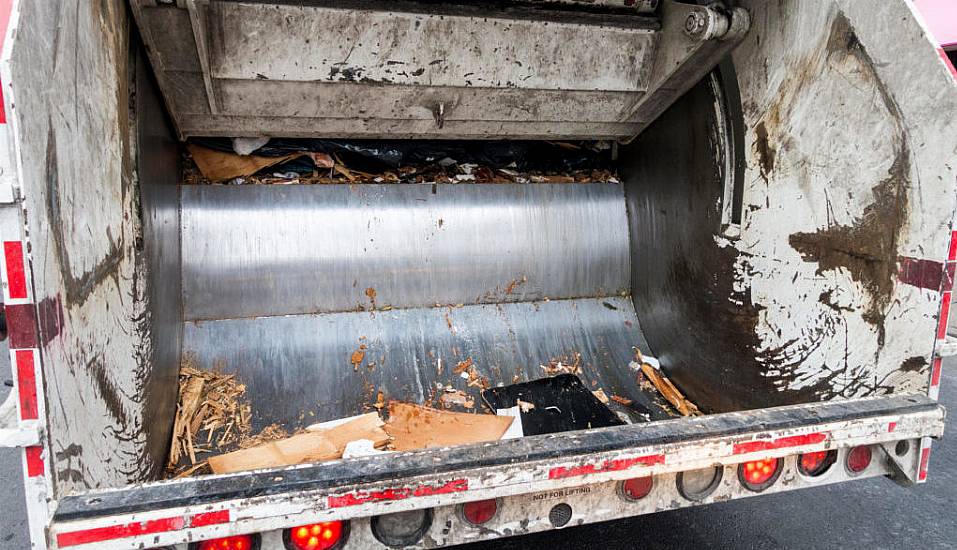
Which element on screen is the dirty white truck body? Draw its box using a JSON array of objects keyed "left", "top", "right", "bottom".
[{"left": 0, "top": 0, "right": 955, "bottom": 548}]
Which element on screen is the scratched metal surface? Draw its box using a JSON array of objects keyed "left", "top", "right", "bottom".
[
  {"left": 181, "top": 183, "right": 631, "bottom": 321},
  {"left": 129, "top": 0, "right": 661, "bottom": 138},
  {"left": 182, "top": 296, "right": 664, "bottom": 430}
]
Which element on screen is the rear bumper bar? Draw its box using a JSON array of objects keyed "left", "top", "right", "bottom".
[{"left": 51, "top": 394, "right": 944, "bottom": 549}]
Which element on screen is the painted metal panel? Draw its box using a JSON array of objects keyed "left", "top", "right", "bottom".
[{"left": 207, "top": 3, "right": 657, "bottom": 91}]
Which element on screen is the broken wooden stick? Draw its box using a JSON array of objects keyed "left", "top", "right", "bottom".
[{"left": 639, "top": 363, "right": 701, "bottom": 417}]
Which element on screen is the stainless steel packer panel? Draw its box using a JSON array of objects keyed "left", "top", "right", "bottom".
[
  {"left": 181, "top": 183, "right": 631, "bottom": 321},
  {"left": 183, "top": 296, "right": 658, "bottom": 428}
]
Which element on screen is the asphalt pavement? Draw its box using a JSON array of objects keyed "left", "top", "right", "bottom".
[{"left": 1, "top": 350, "right": 953, "bottom": 549}]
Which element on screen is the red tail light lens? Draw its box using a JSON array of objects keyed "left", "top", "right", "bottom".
[
  {"left": 619, "top": 476, "right": 654, "bottom": 501},
  {"left": 461, "top": 499, "right": 499, "bottom": 526},
  {"left": 198, "top": 536, "right": 255, "bottom": 550},
  {"left": 798, "top": 450, "right": 837, "bottom": 477},
  {"left": 846, "top": 445, "right": 872, "bottom": 474},
  {"left": 283, "top": 521, "right": 347, "bottom": 550},
  {"left": 738, "top": 457, "right": 782, "bottom": 492}
]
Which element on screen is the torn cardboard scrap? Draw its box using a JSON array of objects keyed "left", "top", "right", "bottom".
[
  {"left": 384, "top": 402, "right": 514, "bottom": 451},
  {"left": 207, "top": 413, "right": 389, "bottom": 474},
  {"left": 187, "top": 144, "right": 333, "bottom": 182}
]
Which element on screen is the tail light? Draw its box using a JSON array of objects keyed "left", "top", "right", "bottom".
[
  {"left": 196, "top": 535, "right": 258, "bottom": 550},
  {"left": 618, "top": 476, "right": 654, "bottom": 501},
  {"left": 846, "top": 445, "right": 872, "bottom": 474},
  {"left": 371, "top": 509, "right": 433, "bottom": 547},
  {"left": 677, "top": 466, "right": 723, "bottom": 501},
  {"left": 283, "top": 521, "right": 348, "bottom": 550},
  {"left": 738, "top": 457, "right": 782, "bottom": 492},
  {"left": 460, "top": 499, "right": 499, "bottom": 526},
  {"left": 798, "top": 450, "right": 837, "bottom": 477}
]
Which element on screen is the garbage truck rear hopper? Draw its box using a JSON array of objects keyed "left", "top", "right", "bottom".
[{"left": 0, "top": 1, "right": 954, "bottom": 548}]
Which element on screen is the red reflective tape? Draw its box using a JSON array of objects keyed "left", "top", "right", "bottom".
[
  {"left": 897, "top": 256, "right": 945, "bottom": 291},
  {"left": 56, "top": 516, "right": 186, "bottom": 548},
  {"left": 0, "top": 0, "right": 12, "bottom": 59},
  {"left": 327, "top": 479, "right": 468, "bottom": 508},
  {"left": 732, "top": 432, "right": 828, "bottom": 454},
  {"left": 24, "top": 446, "right": 43, "bottom": 477},
  {"left": 4, "top": 303, "right": 37, "bottom": 349},
  {"left": 190, "top": 510, "right": 230, "bottom": 527},
  {"left": 887, "top": 422, "right": 897, "bottom": 433},
  {"left": 931, "top": 357, "right": 943, "bottom": 388},
  {"left": 548, "top": 453, "right": 665, "bottom": 480},
  {"left": 949, "top": 230, "right": 957, "bottom": 262},
  {"left": 15, "top": 349, "right": 37, "bottom": 420},
  {"left": 937, "top": 292, "right": 952, "bottom": 340},
  {"left": 918, "top": 446, "right": 932, "bottom": 481},
  {"left": 4, "top": 241, "right": 27, "bottom": 299}
]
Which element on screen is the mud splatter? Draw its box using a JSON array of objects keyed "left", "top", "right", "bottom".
[
  {"left": 753, "top": 121, "right": 775, "bottom": 182},
  {"left": 900, "top": 356, "right": 928, "bottom": 373},
  {"left": 789, "top": 12, "right": 911, "bottom": 352}
]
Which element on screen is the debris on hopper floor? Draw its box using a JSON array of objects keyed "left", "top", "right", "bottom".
[
  {"left": 167, "top": 361, "right": 254, "bottom": 476},
  {"left": 482, "top": 374, "right": 625, "bottom": 436},
  {"left": 539, "top": 352, "right": 583, "bottom": 376},
  {"left": 181, "top": 138, "right": 619, "bottom": 186},
  {"left": 208, "top": 413, "right": 389, "bottom": 474},
  {"left": 383, "top": 402, "right": 515, "bottom": 451},
  {"left": 632, "top": 350, "right": 701, "bottom": 417}
]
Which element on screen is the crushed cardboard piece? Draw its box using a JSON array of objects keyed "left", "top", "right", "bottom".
[
  {"left": 639, "top": 363, "right": 701, "bottom": 417},
  {"left": 187, "top": 144, "right": 333, "bottom": 182},
  {"left": 384, "top": 402, "right": 514, "bottom": 451},
  {"left": 208, "top": 413, "right": 389, "bottom": 474},
  {"left": 516, "top": 399, "right": 536, "bottom": 413}
]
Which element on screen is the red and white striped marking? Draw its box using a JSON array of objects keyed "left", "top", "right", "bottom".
[
  {"left": 48, "top": 407, "right": 942, "bottom": 550},
  {"left": 929, "top": 229, "right": 957, "bottom": 401},
  {"left": 56, "top": 510, "right": 231, "bottom": 548},
  {"left": 548, "top": 453, "right": 664, "bottom": 480}
]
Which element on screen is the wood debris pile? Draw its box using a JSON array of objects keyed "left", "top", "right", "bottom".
[{"left": 167, "top": 362, "right": 288, "bottom": 478}]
